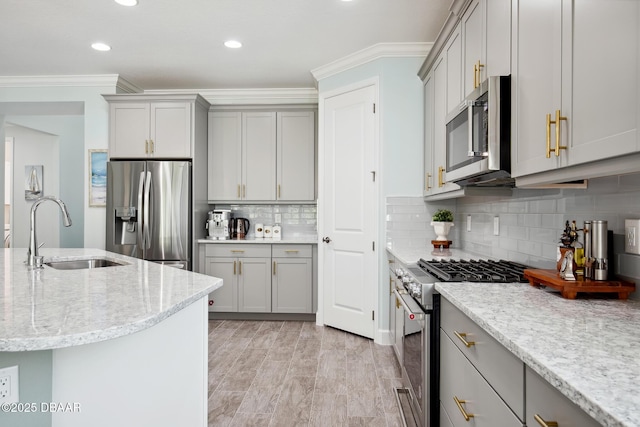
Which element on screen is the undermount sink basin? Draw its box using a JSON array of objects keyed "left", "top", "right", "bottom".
[{"left": 45, "top": 258, "right": 127, "bottom": 270}]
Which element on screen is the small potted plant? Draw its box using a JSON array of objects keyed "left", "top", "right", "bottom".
[{"left": 431, "top": 209, "right": 454, "bottom": 241}]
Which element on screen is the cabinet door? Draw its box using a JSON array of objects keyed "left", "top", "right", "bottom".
[
  {"left": 423, "top": 73, "right": 435, "bottom": 197},
  {"left": 526, "top": 366, "right": 601, "bottom": 427},
  {"left": 445, "top": 25, "right": 463, "bottom": 116},
  {"left": 511, "top": 0, "right": 562, "bottom": 177},
  {"left": 566, "top": 0, "right": 639, "bottom": 166},
  {"left": 484, "top": 0, "right": 511, "bottom": 78},
  {"left": 208, "top": 112, "right": 242, "bottom": 201},
  {"left": 243, "top": 112, "right": 276, "bottom": 200},
  {"left": 238, "top": 257, "right": 271, "bottom": 312},
  {"left": 150, "top": 102, "right": 191, "bottom": 158},
  {"left": 440, "top": 333, "right": 522, "bottom": 427},
  {"left": 433, "top": 54, "right": 461, "bottom": 195},
  {"left": 205, "top": 257, "right": 238, "bottom": 312},
  {"left": 272, "top": 258, "right": 312, "bottom": 313},
  {"left": 462, "top": 0, "right": 484, "bottom": 98},
  {"left": 277, "top": 111, "right": 315, "bottom": 201},
  {"left": 109, "top": 103, "right": 150, "bottom": 158}
]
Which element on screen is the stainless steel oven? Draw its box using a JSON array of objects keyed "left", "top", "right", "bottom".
[{"left": 393, "top": 257, "right": 531, "bottom": 427}]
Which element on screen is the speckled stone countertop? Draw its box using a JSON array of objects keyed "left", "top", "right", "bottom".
[
  {"left": 436, "top": 281, "right": 640, "bottom": 427},
  {"left": 0, "top": 248, "right": 222, "bottom": 352},
  {"left": 198, "top": 236, "right": 317, "bottom": 244}
]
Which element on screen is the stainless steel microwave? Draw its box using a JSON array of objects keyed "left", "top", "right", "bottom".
[{"left": 445, "top": 75, "right": 512, "bottom": 186}]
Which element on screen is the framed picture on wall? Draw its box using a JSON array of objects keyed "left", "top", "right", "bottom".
[{"left": 89, "top": 149, "right": 107, "bottom": 207}]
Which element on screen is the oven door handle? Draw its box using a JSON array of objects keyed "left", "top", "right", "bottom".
[{"left": 393, "top": 289, "right": 425, "bottom": 321}]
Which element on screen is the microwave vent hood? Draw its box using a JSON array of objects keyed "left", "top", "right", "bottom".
[{"left": 452, "top": 169, "right": 515, "bottom": 187}]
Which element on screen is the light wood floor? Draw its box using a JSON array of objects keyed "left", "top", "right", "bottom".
[{"left": 208, "top": 320, "right": 404, "bottom": 427}]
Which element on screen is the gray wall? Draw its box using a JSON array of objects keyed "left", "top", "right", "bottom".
[{"left": 0, "top": 351, "right": 52, "bottom": 427}]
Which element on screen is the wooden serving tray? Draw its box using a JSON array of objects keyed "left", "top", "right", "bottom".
[{"left": 523, "top": 269, "right": 636, "bottom": 300}]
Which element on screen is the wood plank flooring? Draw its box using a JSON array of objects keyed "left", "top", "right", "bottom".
[{"left": 208, "top": 320, "right": 404, "bottom": 427}]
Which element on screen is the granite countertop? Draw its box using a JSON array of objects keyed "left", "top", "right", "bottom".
[
  {"left": 436, "top": 281, "right": 640, "bottom": 427},
  {"left": 0, "top": 248, "right": 222, "bottom": 352},
  {"left": 198, "top": 236, "right": 318, "bottom": 245}
]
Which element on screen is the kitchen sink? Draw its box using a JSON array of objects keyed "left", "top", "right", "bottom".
[{"left": 45, "top": 258, "right": 127, "bottom": 270}]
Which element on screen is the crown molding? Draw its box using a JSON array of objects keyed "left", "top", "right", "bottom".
[
  {"left": 146, "top": 88, "right": 319, "bottom": 105},
  {"left": 0, "top": 74, "right": 142, "bottom": 92},
  {"left": 311, "top": 42, "right": 433, "bottom": 83}
]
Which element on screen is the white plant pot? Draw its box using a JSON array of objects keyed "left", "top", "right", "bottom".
[{"left": 431, "top": 221, "right": 454, "bottom": 241}]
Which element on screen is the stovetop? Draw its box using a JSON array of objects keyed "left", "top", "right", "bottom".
[{"left": 417, "top": 258, "right": 530, "bottom": 283}]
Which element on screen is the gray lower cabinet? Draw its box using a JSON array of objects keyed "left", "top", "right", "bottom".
[
  {"left": 204, "top": 244, "right": 271, "bottom": 313},
  {"left": 440, "top": 332, "right": 522, "bottom": 426},
  {"left": 272, "top": 245, "right": 312, "bottom": 313},
  {"left": 201, "top": 243, "right": 314, "bottom": 314},
  {"left": 526, "top": 366, "right": 601, "bottom": 427}
]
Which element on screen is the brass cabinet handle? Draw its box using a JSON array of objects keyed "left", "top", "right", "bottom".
[
  {"left": 150, "top": 139, "right": 154, "bottom": 154},
  {"left": 546, "top": 110, "right": 567, "bottom": 158},
  {"left": 554, "top": 109, "right": 567, "bottom": 156},
  {"left": 273, "top": 261, "right": 276, "bottom": 275},
  {"left": 231, "top": 250, "right": 245, "bottom": 253},
  {"left": 233, "top": 260, "right": 236, "bottom": 275},
  {"left": 395, "top": 297, "right": 401, "bottom": 309},
  {"left": 438, "top": 166, "right": 445, "bottom": 188},
  {"left": 243, "top": 185, "right": 246, "bottom": 198},
  {"left": 475, "top": 60, "right": 484, "bottom": 89},
  {"left": 145, "top": 140, "right": 149, "bottom": 154},
  {"left": 534, "top": 414, "right": 559, "bottom": 427},
  {"left": 453, "top": 396, "right": 474, "bottom": 421},
  {"left": 284, "top": 250, "right": 299, "bottom": 253},
  {"left": 389, "top": 277, "right": 393, "bottom": 295},
  {"left": 425, "top": 173, "right": 432, "bottom": 190},
  {"left": 278, "top": 184, "right": 281, "bottom": 199},
  {"left": 473, "top": 63, "right": 478, "bottom": 89},
  {"left": 546, "top": 113, "right": 553, "bottom": 158},
  {"left": 238, "top": 260, "right": 242, "bottom": 275},
  {"left": 454, "top": 331, "right": 475, "bottom": 347}
]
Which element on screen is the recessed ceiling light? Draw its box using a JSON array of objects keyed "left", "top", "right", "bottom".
[
  {"left": 224, "top": 40, "right": 242, "bottom": 49},
  {"left": 115, "top": 0, "right": 138, "bottom": 6},
  {"left": 91, "top": 42, "right": 111, "bottom": 52}
]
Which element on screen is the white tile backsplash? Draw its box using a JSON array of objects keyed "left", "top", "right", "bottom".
[{"left": 212, "top": 204, "right": 317, "bottom": 239}]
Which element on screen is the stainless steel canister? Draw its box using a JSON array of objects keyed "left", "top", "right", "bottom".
[
  {"left": 583, "top": 220, "right": 592, "bottom": 279},
  {"left": 591, "top": 220, "right": 608, "bottom": 280}
]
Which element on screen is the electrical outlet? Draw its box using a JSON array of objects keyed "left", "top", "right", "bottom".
[
  {"left": 493, "top": 216, "right": 500, "bottom": 236},
  {"left": 466, "top": 215, "right": 471, "bottom": 232},
  {"left": 274, "top": 213, "right": 282, "bottom": 224},
  {"left": 625, "top": 219, "right": 640, "bottom": 255},
  {"left": 0, "top": 365, "right": 19, "bottom": 403}
]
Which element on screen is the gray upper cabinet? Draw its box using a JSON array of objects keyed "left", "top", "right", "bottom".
[
  {"left": 208, "top": 109, "right": 316, "bottom": 202},
  {"left": 512, "top": 0, "right": 640, "bottom": 183},
  {"left": 104, "top": 94, "right": 207, "bottom": 159},
  {"left": 277, "top": 111, "right": 316, "bottom": 201},
  {"left": 462, "top": 0, "right": 510, "bottom": 99}
]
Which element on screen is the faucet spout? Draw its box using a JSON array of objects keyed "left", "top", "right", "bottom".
[{"left": 27, "top": 196, "right": 73, "bottom": 267}]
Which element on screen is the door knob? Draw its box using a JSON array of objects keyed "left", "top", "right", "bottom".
[{"left": 322, "top": 237, "right": 332, "bottom": 243}]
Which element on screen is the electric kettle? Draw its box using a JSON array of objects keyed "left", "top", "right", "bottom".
[{"left": 230, "top": 217, "right": 250, "bottom": 239}]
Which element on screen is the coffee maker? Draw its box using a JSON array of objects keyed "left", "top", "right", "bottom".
[{"left": 207, "top": 210, "right": 232, "bottom": 240}]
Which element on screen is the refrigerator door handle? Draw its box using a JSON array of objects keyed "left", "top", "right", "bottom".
[
  {"left": 137, "top": 171, "right": 146, "bottom": 249},
  {"left": 143, "top": 171, "right": 152, "bottom": 249}
]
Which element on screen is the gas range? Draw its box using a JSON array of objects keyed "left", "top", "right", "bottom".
[{"left": 396, "top": 258, "right": 531, "bottom": 309}]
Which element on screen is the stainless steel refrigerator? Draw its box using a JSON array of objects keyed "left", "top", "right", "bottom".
[{"left": 106, "top": 160, "right": 192, "bottom": 270}]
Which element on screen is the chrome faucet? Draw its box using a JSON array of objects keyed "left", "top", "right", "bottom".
[{"left": 27, "top": 196, "right": 73, "bottom": 267}]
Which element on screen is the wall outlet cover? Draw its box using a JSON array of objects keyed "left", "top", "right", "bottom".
[
  {"left": 625, "top": 219, "right": 640, "bottom": 255},
  {"left": 0, "top": 365, "right": 19, "bottom": 403}
]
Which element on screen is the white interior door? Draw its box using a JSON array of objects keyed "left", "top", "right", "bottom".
[{"left": 319, "top": 82, "right": 377, "bottom": 339}]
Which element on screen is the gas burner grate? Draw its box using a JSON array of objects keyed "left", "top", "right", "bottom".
[{"left": 417, "top": 259, "right": 530, "bottom": 283}]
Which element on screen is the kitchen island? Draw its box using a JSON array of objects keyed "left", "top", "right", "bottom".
[{"left": 0, "top": 248, "right": 222, "bottom": 427}]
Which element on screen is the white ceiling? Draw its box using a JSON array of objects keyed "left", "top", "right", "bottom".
[{"left": 1, "top": 0, "right": 452, "bottom": 90}]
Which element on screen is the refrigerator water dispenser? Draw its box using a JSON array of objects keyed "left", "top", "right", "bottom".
[{"left": 115, "top": 207, "right": 137, "bottom": 245}]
